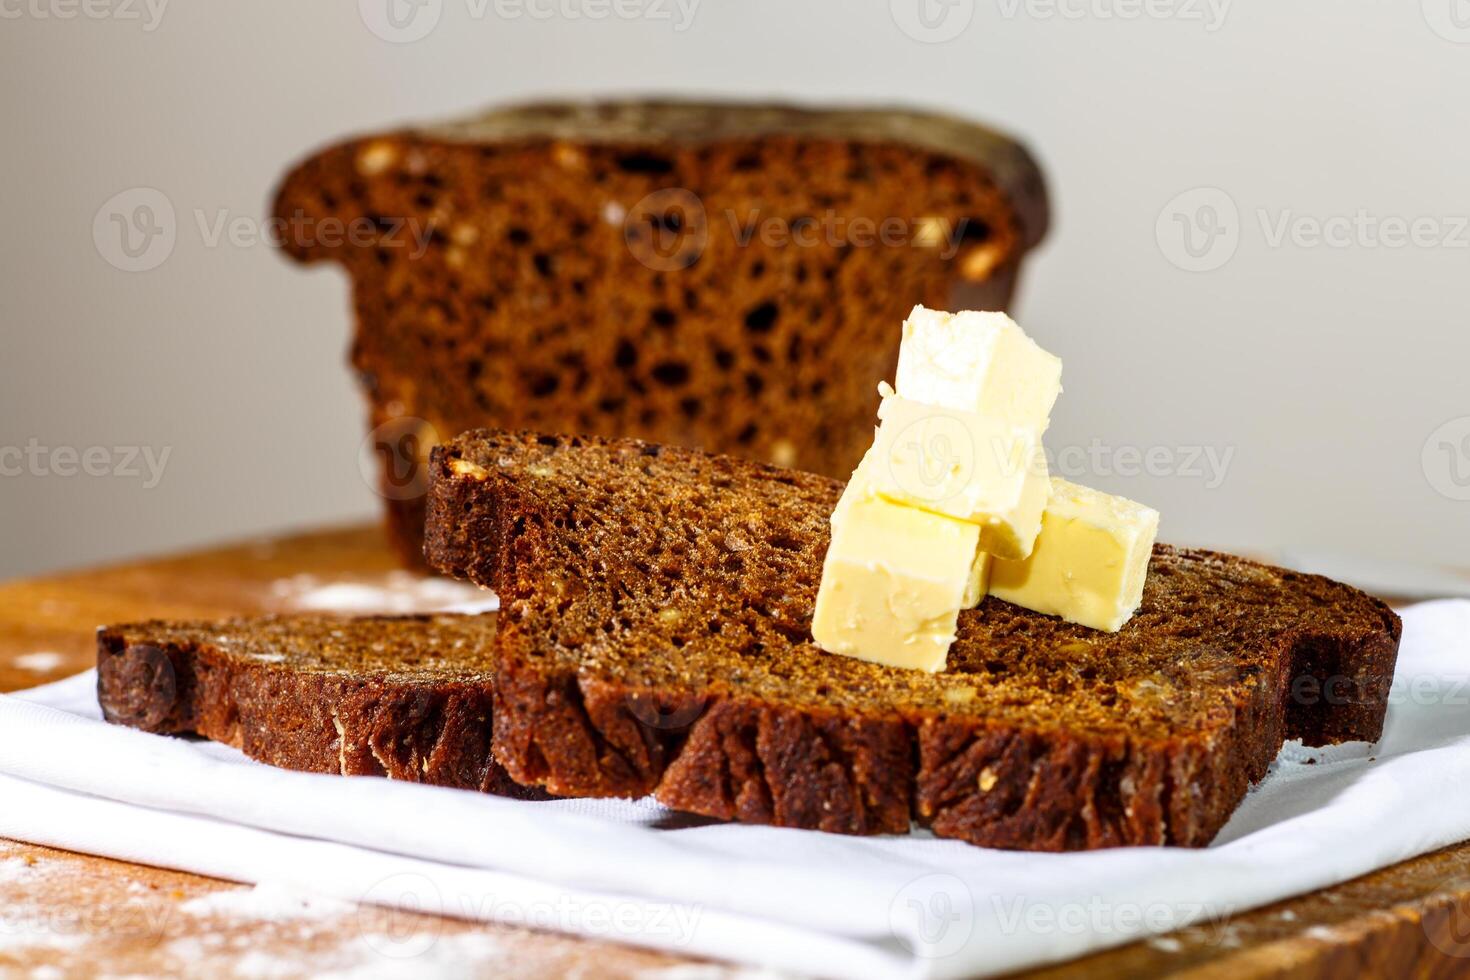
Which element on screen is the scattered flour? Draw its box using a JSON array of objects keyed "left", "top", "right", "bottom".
[
  {"left": 1145, "top": 935, "right": 1184, "bottom": 953},
  {"left": 318, "top": 933, "right": 506, "bottom": 980},
  {"left": 224, "top": 931, "right": 506, "bottom": 980},
  {"left": 13, "top": 652, "right": 64, "bottom": 672},
  {"left": 180, "top": 882, "right": 355, "bottom": 923},
  {"left": 0, "top": 858, "right": 89, "bottom": 955},
  {"left": 270, "top": 572, "right": 498, "bottom": 616},
  {"left": 635, "top": 968, "right": 795, "bottom": 980},
  {"left": 228, "top": 950, "right": 301, "bottom": 980},
  {"left": 0, "top": 856, "right": 36, "bottom": 882}
]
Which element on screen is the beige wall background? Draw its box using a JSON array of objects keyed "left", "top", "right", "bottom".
[{"left": 2, "top": 1, "right": 1467, "bottom": 579}]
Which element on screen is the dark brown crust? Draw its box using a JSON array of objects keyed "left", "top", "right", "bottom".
[
  {"left": 272, "top": 98, "right": 1048, "bottom": 567},
  {"left": 425, "top": 431, "right": 1403, "bottom": 851},
  {"left": 96, "top": 617, "right": 538, "bottom": 799},
  {"left": 416, "top": 100, "right": 1050, "bottom": 249}
]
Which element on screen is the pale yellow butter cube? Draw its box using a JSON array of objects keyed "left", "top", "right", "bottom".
[
  {"left": 866, "top": 393, "right": 1049, "bottom": 560},
  {"left": 812, "top": 474, "right": 980, "bottom": 673},
  {"left": 895, "top": 305, "right": 1063, "bottom": 431},
  {"left": 962, "top": 547, "right": 991, "bottom": 608},
  {"left": 989, "top": 479, "right": 1161, "bottom": 632}
]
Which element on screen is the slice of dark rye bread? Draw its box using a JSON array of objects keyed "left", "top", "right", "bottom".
[
  {"left": 272, "top": 99, "right": 1048, "bottom": 566},
  {"left": 96, "top": 615, "right": 538, "bottom": 798},
  {"left": 426, "top": 430, "right": 1402, "bottom": 851}
]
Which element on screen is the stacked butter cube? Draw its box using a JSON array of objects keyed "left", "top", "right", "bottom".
[{"left": 812, "top": 306, "right": 1161, "bottom": 672}]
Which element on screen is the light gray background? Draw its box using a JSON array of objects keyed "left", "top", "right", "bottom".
[{"left": 2, "top": 0, "right": 1467, "bottom": 579}]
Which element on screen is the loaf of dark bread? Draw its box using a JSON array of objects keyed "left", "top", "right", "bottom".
[
  {"left": 96, "top": 614, "right": 536, "bottom": 797},
  {"left": 273, "top": 100, "right": 1049, "bottom": 565},
  {"left": 425, "top": 430, "right": 1402, "bottom": 851}
]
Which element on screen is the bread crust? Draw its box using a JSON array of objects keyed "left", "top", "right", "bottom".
[
  {"left": 426, "top": 431, "right": 1403, "bottom": 851},
  {"left": 96, "top": 616, "right": 537, "bottom": 798}
]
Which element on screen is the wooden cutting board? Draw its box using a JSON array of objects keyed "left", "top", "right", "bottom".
[{"left": 2, "top": 524, "right": 1469, "bottom": 979}]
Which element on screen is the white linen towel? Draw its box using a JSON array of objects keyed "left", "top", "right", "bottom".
[{"left": 2, "top": 600, "right": 1468, "bottom": 979}]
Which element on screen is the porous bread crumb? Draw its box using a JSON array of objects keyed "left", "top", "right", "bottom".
[{"left": 273, "top": 101, "right": 1045, "bottom": 566}]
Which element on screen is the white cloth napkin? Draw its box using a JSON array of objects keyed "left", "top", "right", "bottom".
[{"left": 2, "top": 601, "right": 1469, "bottom": 980}]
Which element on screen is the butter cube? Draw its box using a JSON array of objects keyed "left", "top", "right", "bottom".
[
  {"left": 866, "top": 394, "right": 1050, "bottom": 560},
  {"left": 812, "top": 474, "right": 981, "bottom": 673},
  {"left": 989, "top": 479, "right": 1160, "bottom": 632},
  {"left": 895, "top": 306, "right": 1063, "bottom": 431},
  {"left": 962, "top": 547, "right": 991, "bottom": 608}
]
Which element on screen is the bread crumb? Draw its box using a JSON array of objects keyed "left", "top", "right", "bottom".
[
  {"left": 449, "top": 458, "right": 490, "bottom": 480},
  {"left": 960, "top": 241, "right": 1003, "bottom": 281},
  {"left": 552, "top": 143, "right": 587, "bottom": 171},
  {"left": 356, "top": 140, "right": 398, "bottom": 177},
  {"left": 978, "top": 767, "right": 998, "bottom": 792}
]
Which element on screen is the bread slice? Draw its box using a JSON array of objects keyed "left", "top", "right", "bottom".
[
  {"left": 272, "top": 99, "right": 1049, "bottom": 565},
  {"left": 96, "top": 614, "right": 535, "bottom": 797},
  {"left": 425, "top": 430, "right": 1402, "bottom": 851}
]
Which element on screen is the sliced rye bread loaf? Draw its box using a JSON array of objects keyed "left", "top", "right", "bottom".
[
  {"left": 97, "top": 614, "right": 537, "bottom": 797},
  {"left": 272, "top": 100, "right": 1048, "bottom": 565},
  {"left": 425, "top": 430, "right": 1402, "bottom": 851}
]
